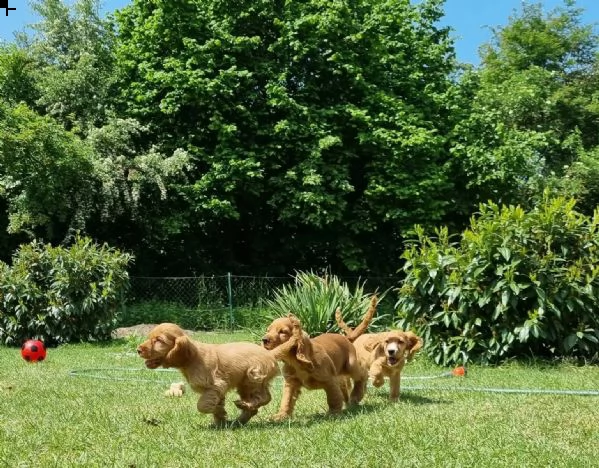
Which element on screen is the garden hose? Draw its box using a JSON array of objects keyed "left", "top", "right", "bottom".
[
  {"left": 68, "top": 365, "right": 599, "bottom": 396},
  {"left": 68, "top": 367, "right": 178, "bottom": 384}
]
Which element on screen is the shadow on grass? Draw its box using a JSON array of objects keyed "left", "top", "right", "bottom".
[
  {"left": 366, "top": 385, "right": 451, "bottom": 405},
  {"left": 400, "top": 391, "right": 450, "bottom": 405},
  {"left": 197, "top": 393, "right": 449, "bottom": 431}
]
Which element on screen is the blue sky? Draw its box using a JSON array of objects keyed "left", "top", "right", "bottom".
[{"left": 0, "top": 0, "right": 597, "bottom": 64}]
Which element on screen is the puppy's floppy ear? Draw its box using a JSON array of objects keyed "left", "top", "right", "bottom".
[
  {"left": 164, "top": 335, "right": 192, "bottom": 368},
  {"left": 287, "top": 313, "right": 301, "bottom": 325},
  {"left": 363, "top": 333, "right": 386, "bottom": 354},
  {"left": 295, "top": 331, "right": 315, "bottom": 370},
  {"left": 283, "top": 314, "right": 314, "bottom": 369},
  {"left": 404, "top": 331, "right": 423, "bottom": 361}
]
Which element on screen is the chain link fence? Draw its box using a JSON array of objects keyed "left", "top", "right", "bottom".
[{"left": 120, "top": 274, "right": 401, "bottom": 331}]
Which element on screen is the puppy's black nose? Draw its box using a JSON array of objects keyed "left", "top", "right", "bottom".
[
  {"left": 261, "top": 338, "right": 269, "bottom": 345},
  {"left": 136, "top": 347, "right": 143, "bottom": 355},
  {"left": 388, "top": 348, "right": 396, "bottom": 355}
]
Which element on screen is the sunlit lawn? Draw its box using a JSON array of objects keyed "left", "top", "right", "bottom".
[{"left": 1, "top": 331, "right": 598, "bottom": 467}]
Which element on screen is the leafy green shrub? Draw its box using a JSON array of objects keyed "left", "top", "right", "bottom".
[
  {"left": 0, "top": 236, "right": 132, "bottom": 346},
  {"left": 397, "top": 195, "right": 599, "bottom": 365},
  {"left": 266, "top": 271, "right": 384, "bottom": 336}
]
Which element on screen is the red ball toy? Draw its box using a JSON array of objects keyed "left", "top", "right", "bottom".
[{"left": 21, "top": 339, "right": 47, "bottom": 362}]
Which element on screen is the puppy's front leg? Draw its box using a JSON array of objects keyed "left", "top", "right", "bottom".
[
  {"left": 197, "top": 390, "right": 227, "bottom": 426},
  {"left": 272, "top": 377, "right": 301, "bottom": 421},
  {"left": 368, "top": 356, "right": 386, "bottom": 387},
  {"left": 388, "top": 373, "right": 401, "bottom": 402}
]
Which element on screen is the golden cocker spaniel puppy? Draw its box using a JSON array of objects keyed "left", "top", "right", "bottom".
[
  {"left": 338, "top": 323, "right": 422, "bottom": 402},
  {"left": 137, "top": 323, "right": 283, "bottom": 426},
  {"left": 261, "top": 296, "right": 377, "bottom": 420}
]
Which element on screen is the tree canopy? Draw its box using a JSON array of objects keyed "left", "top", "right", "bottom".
[
  {"left": 1, "top": 0, "right": 598, "bottom": 276},
  {"left": 113, "top": 0, "right": 457, "bottom": 273}
]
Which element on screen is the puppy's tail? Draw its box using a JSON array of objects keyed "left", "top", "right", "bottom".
[{"left": 335, "top": 295, "right": 378, "bottom": 342}]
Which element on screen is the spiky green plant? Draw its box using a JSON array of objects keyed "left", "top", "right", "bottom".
[{"left": 265, "top": 271, "right": 384, "bottom": 336}]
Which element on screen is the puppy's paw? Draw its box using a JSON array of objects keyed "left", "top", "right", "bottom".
[
  {"left": 164, "top": 382, "right": 185, "bottom": 397},
  {"left": 369, "top": 374, "right": 385, "bottom": 388},
  {"left": 234, "top": 399, "right": 252, "bottom": 410},
  {"left": 270, "top": 412, "right": 291, "bottom": 422}
]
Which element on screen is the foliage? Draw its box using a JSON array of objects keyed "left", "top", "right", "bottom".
[
  {"left": 0, "top": 45, "right": 39, "bottom": 106},
  {"left": 0, "top": 1, "right": 191, "bottom": 252},
  {"left": 555, "top": 142, "right": 599, "bottom": 215},
  {"left": 87, "top": 117, "right": 191, "bottom": 221},
  {"left": 25, "top": 0, "right": 117, "bottom": 133},
  {"left": 450, "top": 1, "right": 599, "bottom": 211},
  {"left": 0, "top": 101, "right": 95, "bottom": 240},
  {"left": 266, "top": 271, "right": 383, "bottom": 336},
  {"left": 117, "top": 300, "right": 228, "bottom": 331},
  {"left": 1, "top": 0, "right": 599, "bottom": 283},
  {"left": 480, "top": 0, "right": 596, "bottom": 77},
  {"left": 0, "top": 99, "right": 191, "bottom": 246},
  {"left": 0, "top": 236, "right": 132, "bottom": 345},
  {"left": 114, "top": 0, "right": 457, "bottom": 273},
  {"left": 397, "top": 195, "right": 599, "bottom": 365},
  {"left": 117, "top": 301, "right": 197, "bottom": 329}
]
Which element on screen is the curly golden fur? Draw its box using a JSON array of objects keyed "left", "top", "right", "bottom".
[
  {"left": 261, "top": 298, "right": 377, "bottom": 420},
  {"left": 137, "top": 323, "right": 282, "bottom": 426}
]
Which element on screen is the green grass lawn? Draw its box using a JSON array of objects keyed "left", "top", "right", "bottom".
[{"left": 1, "top": 331, "right": 598, "bottom": 467}]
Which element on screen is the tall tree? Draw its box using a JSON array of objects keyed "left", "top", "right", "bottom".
[
  {"left": 24, "top": 0, "right": 117, "bottom": 133},
  {"left": 450, "top": 1, "right": 599, "bottom": 210},
  {"left": 0, "top": 0, "right": 191, "bottom": 264},
  {"left": 0, "top": 101, "right": 95, "bottom": 241},
  {"left": 115, "top": 0, "right": 457, "bottom": 274}
]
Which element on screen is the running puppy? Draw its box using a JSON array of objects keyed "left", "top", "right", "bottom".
[
  {"left": 261, "top": 296, "right": 377, "bottom": 420},
  {"left": 137, "top": 323, "right": 283, "bottom": 426},
  {"left": 337, "top": 310, "right": 422, "bottom": 402}
]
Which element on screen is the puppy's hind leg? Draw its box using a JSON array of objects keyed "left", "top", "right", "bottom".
[
  {"left": 235, "top": 383, "right": 273, "bottom": 424},
  {"left": 323, "top": 380, "right": 345, "bottom": 415},
  {"left": 235, "top": 405, "right": 258, "bottom": 424},
  {"left": 197, "top": 390, "right": 227, "bottom": 427},
  {"left": 349, "top": 377, "right": 368, "bottom": 405},
  {"left": 339, "top": 376, "right": 351, "bottom": 405},
  {"left": 251, "top": 384, "right": 273, "bottom": 409}
]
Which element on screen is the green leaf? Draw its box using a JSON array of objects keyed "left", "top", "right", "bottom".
[
  {"left": 498, "top": 247, "right": 511, "bottom": 261},
  {"left": 563, "top": 334, "right": 579, "bottom": 352}
]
